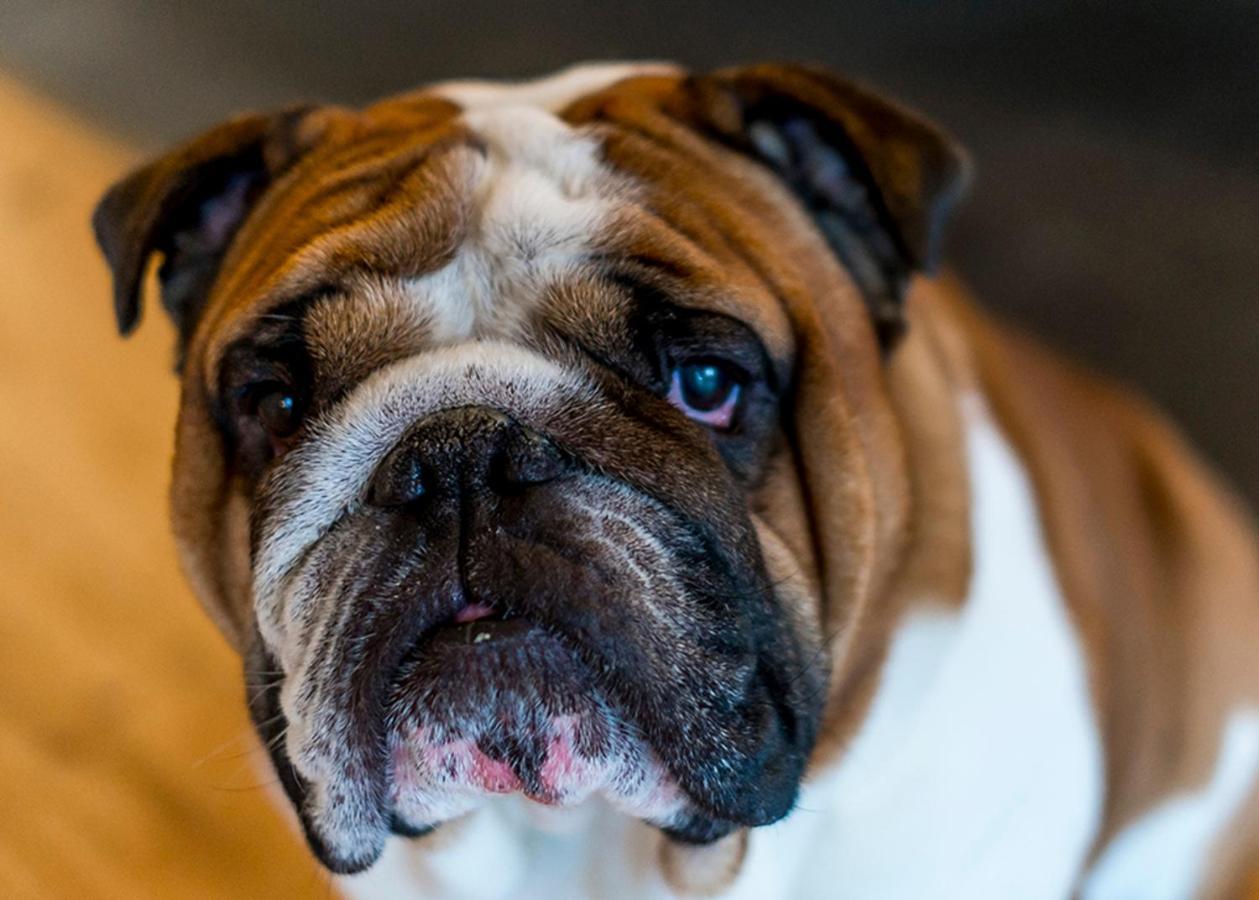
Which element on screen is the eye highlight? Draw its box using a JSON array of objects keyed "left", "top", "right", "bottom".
[
  {"left": 255, "top": 385, "right": 301, "bottom": 438},
  {"left": 668, "top": 360, "right": 744, "bottom": 430},
  {"left": 237, "top": 380, "right": 304, "bottom": 453}
]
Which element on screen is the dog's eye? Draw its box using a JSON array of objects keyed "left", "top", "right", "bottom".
[
  {"left": 668, "top": 360, "right": 744, "bottom": 429},
  {"left": 245, "top": 382, "right": 303, "bottom": 440}
]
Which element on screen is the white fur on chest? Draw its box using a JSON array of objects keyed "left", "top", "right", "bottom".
[
  {"left": 337, "top": 401, "right": 1105, "bottom": 899},
  {"left": 773, "top": 402, "right": 1105, "bottom": 899},
  {"left": 1083, "top": 708, "right": 1259, "bottom": 899}
]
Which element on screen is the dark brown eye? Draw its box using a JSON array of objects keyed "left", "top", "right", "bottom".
[{"left": 253, "top": 384, "right": 302, "bottom": 438}]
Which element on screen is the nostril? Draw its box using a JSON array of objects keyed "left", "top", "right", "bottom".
[
  {"left": 492, "top": 432, "right": 567, "bottom": 492},
  {"left": 367, "top": 449, "right": 426, "bottom": 508},
  {"left": 369, "top": 411, "right": 568, "bottom": 505}
]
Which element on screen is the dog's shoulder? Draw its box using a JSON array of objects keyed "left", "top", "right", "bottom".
[{"left": 933, "top": 277, "right": 1259, "bottom": 895}]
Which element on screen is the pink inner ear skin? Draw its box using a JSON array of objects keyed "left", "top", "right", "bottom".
[
  {"left": 198, "top": 174, "right": 255, "bottom": 247},
  {"left": 666, "top": 372, "right": 740, "bottom": 430}
]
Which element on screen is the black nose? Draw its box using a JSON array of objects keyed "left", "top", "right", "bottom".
[{"left": 366, "top": 406, "right": 570, "bottom": 508}]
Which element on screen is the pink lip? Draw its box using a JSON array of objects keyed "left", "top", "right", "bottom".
[
  {"left": 470, "top": 750, "right": 523, "bottom": 794},
  {"left": 453, "top": 602, "right": 497, "bottom": 624}
]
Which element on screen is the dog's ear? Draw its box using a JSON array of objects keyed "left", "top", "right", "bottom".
[
  {"left": 92, "top": 106, "right": 325, "bottom": 356},
  {"left": 668, "top": 63, "right": 971, "bottom": 347}
]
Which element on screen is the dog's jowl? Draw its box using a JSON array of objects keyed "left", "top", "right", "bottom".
[{"left": 95, "top": 62, "right": 1259, "bottom": 899}]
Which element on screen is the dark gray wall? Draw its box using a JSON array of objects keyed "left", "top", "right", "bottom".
[{"left": 4, "top": 0, "right": 1256, "bottom": 501}]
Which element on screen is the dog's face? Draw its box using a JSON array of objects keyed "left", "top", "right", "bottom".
[{"left": 94, "top": 63, "right": 966, "bottom": 873}]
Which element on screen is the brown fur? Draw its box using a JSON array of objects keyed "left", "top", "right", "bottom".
[{"left": 92, "top": 64, "right": 1259, "bottom": 893}]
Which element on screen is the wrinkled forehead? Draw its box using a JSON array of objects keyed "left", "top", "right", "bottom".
[{"left": 196, "top": 63, "right": 797, "bottom": 390}]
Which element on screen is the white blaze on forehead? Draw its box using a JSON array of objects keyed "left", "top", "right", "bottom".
[
  {"left": 431, "top": 61, "right": 679, "bottom": 113},
  {"left": 405, "top": 99, "right": 631, "bottom": 344}
]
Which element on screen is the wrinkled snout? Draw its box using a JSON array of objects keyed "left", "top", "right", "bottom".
[{"left": 243, "top": 348, "right": 823, "bottom": 873}]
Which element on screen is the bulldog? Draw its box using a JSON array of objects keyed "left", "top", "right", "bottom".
[{"left": 93, "top": 62, "right": 1259, "bottom": 898}]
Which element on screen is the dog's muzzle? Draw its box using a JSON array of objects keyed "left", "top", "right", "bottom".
[{"left": 246, "top": 355, "right": 822, "bottom": 874}]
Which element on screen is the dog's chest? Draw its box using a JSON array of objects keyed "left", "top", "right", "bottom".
[
  {"left": 339, "top": 799, "right": 651, "bottom": 900},
  {"left": 778, "top": 406, "right": 1105, "bottom": 899}
]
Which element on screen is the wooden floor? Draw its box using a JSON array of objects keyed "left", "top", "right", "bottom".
[{"left": 0, "top": 78, "right": 326, "bottom": 897}]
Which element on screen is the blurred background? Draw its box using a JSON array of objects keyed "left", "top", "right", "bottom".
[{"left": 0, "top": 1, "right": 1255, "bottom": 896}]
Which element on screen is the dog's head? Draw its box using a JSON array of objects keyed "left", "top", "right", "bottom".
[{"left": 94, "top": 62, "right": 967, "bottom": 873}]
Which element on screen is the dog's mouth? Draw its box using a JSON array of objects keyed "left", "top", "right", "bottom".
[
  {"left": 418, "top": 601, "right": 535, "bottom": 646},
  {"left": 248, "top": 478, "right": 821, "bottom": 874},
  {"left": 382, "top": 601, "right": 685, "bottom": 835}
]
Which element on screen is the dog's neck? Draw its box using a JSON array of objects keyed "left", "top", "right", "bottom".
[{"left": 334, "top": 398, "right": 1106, "bottom": 900}]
